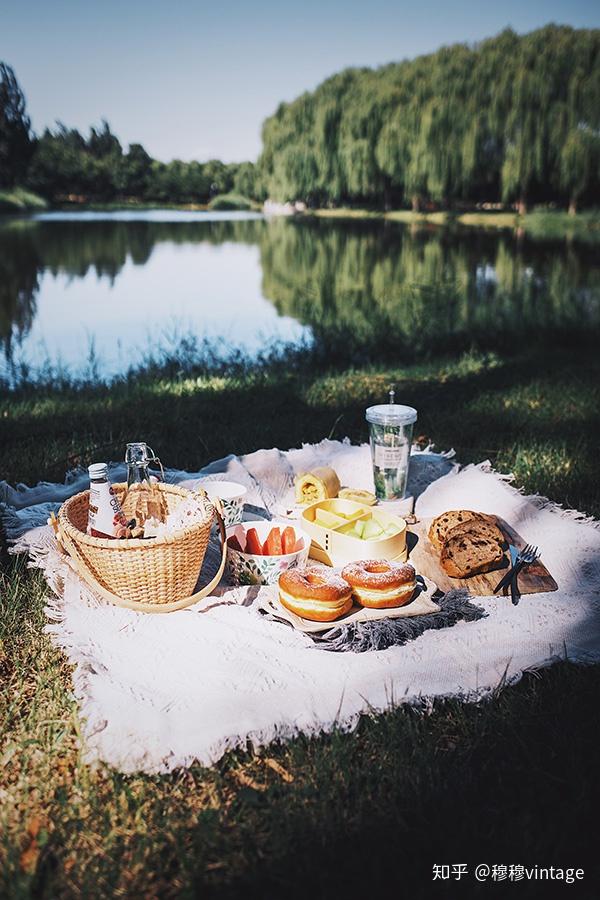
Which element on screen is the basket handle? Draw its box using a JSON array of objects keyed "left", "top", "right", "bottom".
[{"left": 57, "top": 510, "right": 229, "bottom": 614}]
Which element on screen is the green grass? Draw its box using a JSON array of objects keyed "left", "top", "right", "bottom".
[
  {"left": 51, "top": 198, "right": 216, "bottom": 212},
  {"left": 51, "top": 195, "right": 259, "bottom": 213},
  {"left": 309, "top": 206, "right": 600, "bottom": 237},
  {"left": 0, "top": 187, "right": 47, "bottom": 212},
  {"left": 2, "top": 346, "right": 598, "bottom": 516},
  {"left": 1, "top": 344, "right": 600, "bottom": 896}
]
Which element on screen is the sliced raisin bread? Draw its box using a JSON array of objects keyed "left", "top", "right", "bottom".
[
  {"left": 428, "top": 509, "right": 486, "bottom": 550},
  {"left": 444, "top": 518, "right": 506, "bottom": 547},
  {"left": 440, "top": 520, "right": 506, "bottom": 578}
]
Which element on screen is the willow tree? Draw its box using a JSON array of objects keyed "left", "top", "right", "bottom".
[
  {"left": 556, "top": 29, "right": 600, "bottom": 213},
  {"left": 560, "top": 126, "right": 600, "bottom": 214},
  {"left": 258, "top": 24, "right": 600, "bottom": 211},
  {"left": 500, "top": 27, "right": 573, "bottom": 212},
  {"left": 0, "top": 63, "right": 33, "bottom": 186}
]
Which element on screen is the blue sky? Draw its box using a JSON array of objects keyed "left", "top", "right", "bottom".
[{"left": 3, "top": 0, "right": 599, "bottom": 162}]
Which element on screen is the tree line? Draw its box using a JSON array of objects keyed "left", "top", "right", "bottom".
[
  {"left": 25, "top": 122, "right": 260, "bottom": 204},
  {"left": 1, "top": 24, "right": 599, "bottom": 211},
  {"left": 0, "top": 62, "right": 260, "bottom": 204},
  {"left": 259, "top": 25, "right": 600, "bottom": 213}
]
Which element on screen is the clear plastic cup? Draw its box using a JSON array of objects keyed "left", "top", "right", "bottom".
[{"left": 366, "top": 398, "right": 417, "bottom": 501}]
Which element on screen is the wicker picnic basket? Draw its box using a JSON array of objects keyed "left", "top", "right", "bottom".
[{"left": 56, "top": 483, "right": 227, "bottom": 613}]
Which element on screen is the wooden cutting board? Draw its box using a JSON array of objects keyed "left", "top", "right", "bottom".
[{"left": 408, "top": 516, "right": 558, "bottom": 596}]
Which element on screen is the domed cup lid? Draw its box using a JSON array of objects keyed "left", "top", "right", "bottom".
[
  {"left": 366, "top": 387, "right": 417, "bottom": 427},
  {"left": 366, "top": 404, "right": 417, "bottom": 426}
]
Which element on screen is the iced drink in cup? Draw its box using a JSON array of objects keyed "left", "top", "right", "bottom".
[{"left": 366, "top": 389, "right": 417, "bottom": 501}]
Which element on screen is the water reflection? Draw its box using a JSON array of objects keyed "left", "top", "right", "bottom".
[
  {"left": 0, "top": 225, "right": 41, "bottom": 357},
  {"left": 0, "top": 212, "right": 598, "bottom": 376},
  {"left": 261, "top": 218, "right": 600, "bottom": 358}
]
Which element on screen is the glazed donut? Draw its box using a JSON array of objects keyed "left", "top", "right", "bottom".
[
  {"left": 279, "top": 566, "right": 353, "bottom": 622},
  {"left": 341, "top": 559, "right": 416, "bottom": 608}
]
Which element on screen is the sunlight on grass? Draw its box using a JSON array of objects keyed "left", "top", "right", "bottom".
[
  {"left": 1, "top": 338, "right": 599, "bottom": 894},
  {"left": 1, "top": 556, "right": 598, "bottom": 896}
]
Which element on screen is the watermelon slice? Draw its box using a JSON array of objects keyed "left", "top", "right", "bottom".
[
  {"left": 263, "top": 527, "right": 283, "bottom": 556},
  {"left": 282, "top": 526, "right": 296, "bottom": 554},
  {"left": 245, "top": 527, "right": 263, "bottom": 555},
  {"left": 228, "top": 534, "right": 245, "bottom": 553}
]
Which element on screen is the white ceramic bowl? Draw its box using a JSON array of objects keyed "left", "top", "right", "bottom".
[
  {"left": 225, "top": 519, "right": 311, "bottom": 586},
  {"left": 202, "top": 480, "right": 248, "bottom": 527}
]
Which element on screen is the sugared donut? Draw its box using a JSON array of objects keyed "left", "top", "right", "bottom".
[
  {"left": 279, "top": 566, "right": 353, "bottom": 622},
  {"left": 341, "top": 559, "right": 416, "bottom": 608}
]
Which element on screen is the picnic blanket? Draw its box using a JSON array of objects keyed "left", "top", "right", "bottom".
[{"left": 3, "top": 439, "right": 600, "bottom": 774}]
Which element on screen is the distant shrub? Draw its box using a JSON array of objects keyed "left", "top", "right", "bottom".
[
  {"left": 0, "top": 187, "right": 47, "bottom": 212},
  {"left": 524, "top": 209, "right": 600, "bottom": 241},
  {"left": 208, "top": 192, "right": 253, "bottom": 211}
]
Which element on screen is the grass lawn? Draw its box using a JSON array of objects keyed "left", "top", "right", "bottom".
[
  {"left": 309, "top": 206, "right": 600, "bottom": 238},
  {"left": 1, "top": 344, "right": 599, "bottom": 897}
]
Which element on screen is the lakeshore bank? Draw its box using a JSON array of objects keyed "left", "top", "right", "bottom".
[
  {"left": 305, "top": 207, "right": 600, "bottom": 236},
  {"left": 2, "top": 194, "right": 599, "bottom": 240}
]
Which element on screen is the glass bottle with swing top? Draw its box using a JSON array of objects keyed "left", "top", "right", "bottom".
[
  {"left": 366, "top": 387, "right": 417, "bottom": 500},
  {"left": 124, "top": 442, "right": 166, "bottom": 524},
  {"left": 126, "top": 442, "right": 157, "bottom": 489}
]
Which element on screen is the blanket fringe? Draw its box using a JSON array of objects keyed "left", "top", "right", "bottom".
[{"left": 473, "top": 461, "right": 600, "bottom": 530}]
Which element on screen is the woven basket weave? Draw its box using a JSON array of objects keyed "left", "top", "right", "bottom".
[{"left": 57, "top": 483, "right": 226, "bottom": 612}]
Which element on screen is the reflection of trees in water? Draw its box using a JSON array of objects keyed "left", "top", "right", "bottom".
[
  {"left": 0, "top": 227, "right": 40, "bottom": 356},
  {"left": 31, "top": 219, "right": 265, "bottom": 281},
  {"left": 259, "top": 219, "right": 600, "bottom": 357},
  {"left": 0, "top": 218, "right": 266, "bottom": 358},
  {"left": 0, "top": 214, "right": 598, "bottom": 366}
]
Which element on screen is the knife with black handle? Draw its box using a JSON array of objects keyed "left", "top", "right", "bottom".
[
  {"left": 493, "top": 544, "right": 522, "bottom": 596},
  {"left": 508, "top": 543, "right": 521, "bottom": 605}
]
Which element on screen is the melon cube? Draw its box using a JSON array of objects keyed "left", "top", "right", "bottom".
[
  {"left": 314, "top": 509, "right": 345, "bottom": 529},
  {"left": 362, "top": 519, "right": 384, "bottom": 540},
  {"left": 353, "top": 520, "right": 366, "bottom": 538}
]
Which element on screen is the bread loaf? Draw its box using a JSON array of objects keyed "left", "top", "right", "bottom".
[
  {"left": 429, "top": 509, "right": 485, "bottom": 550},
  {"left": 444, "top": 518, "right": 505, "bottom": 548},
  {"left": 429, "top": 509, "right": 508, "bottom": 579},
  {"left": 441, "top": 529, "right": 506, "bottom": 577}
]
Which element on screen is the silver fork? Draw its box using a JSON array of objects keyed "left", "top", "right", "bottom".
[
  {"left": 493, "top": 543, "right": 539, "bottom": 599},
  {"left": 509, "top": 544, "right": 539, "bottom": 605}
]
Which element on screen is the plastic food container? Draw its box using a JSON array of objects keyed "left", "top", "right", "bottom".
[
  {"left": 366, "top": 390, "right": 417, "bottom": 501},
  {"left": 301, "top": 498, "right": 408, "bottom": 567}
]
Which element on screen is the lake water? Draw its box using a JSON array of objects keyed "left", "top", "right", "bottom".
[{"left": 1, "top": 210, "right": 599, "bottom": 381}]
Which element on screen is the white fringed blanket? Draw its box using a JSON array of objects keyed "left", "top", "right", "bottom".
[{"left": 4, "top": 439, "right": 600, "bottom": 774}]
